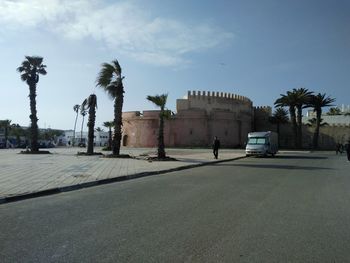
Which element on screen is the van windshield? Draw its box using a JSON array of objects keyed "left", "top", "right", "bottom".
[{"left": 247, "top": 137, "right": 267, "bottom": 145}]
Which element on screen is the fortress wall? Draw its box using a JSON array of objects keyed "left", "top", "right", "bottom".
[
  {"left": 308, "top": 125, "right": 350, "bottom": 148},
  {"left": 122, "top": 110, "right": 252, "bottom": 148},
  {"left": 122, "top": 117, "right": 159, "bottom": 147},
  {"left": 175, "top": 109, "right": 207, "bottom": 118},
  {"left": 122, "top": 111, "right": 141, "bottom": 119},
  {"left": 177, "top": 90, "right": 252, "bottom": 114},
  {"left": 257, "top": 121, "right": 350, "bottom": 149},
  {"left": 142, "top": 110, "right": 161, "bottom": 118},
  {"left": 253, "top": 106, "right": 273, "bottom": 131},
  {"left": 122, "top": 90, "right": 254, "bottom": 148},
  {"left": 166, "top": 116, "right": 209, "bottom": 147}
]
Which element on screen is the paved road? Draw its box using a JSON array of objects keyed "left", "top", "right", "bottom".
[
  {"left": 0, "top": 147, "right": 245, "bottom": 200},
  {"left": 1, "top": 152, "right": 349, "bottom": 262}
]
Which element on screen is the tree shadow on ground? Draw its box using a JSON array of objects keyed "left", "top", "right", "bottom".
[
  {"left": 212, "top": 163, "right": 333, "bottom": 171},
  {"left": 273, "top": 155, "right": 328, "bottom": 160}
]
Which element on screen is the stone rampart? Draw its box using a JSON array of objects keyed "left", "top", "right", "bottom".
[
  {"left": 177, "top": 90, "right": 253, "bottom": 115},
  {"left": 187, "top": 90, "right": 252, "bottom": 103},
  {"left": 122, "top": 90, "right": 254, "bottom": 148}
]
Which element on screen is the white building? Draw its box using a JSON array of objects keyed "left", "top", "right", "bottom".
[
  {"left": 63, "top": 130, "right": 109, "bottom": 146},
  {"left": 303, "top": 107, "right": 350, "bottom": 126}
]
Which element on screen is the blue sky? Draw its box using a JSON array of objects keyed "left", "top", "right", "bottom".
[{"left": 1, "top": 0, "right": 349, "bottom": 130}]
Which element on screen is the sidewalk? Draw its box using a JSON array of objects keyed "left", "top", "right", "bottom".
[{"left": 0, "top": 147, "right": 246, "bottom": 203}]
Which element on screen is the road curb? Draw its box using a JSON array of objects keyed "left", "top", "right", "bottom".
[{"left": 0, "top": 156, "right": 246, "bottom": 205}]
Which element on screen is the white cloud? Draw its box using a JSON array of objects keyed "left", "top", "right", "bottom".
[{"left": 0, "top": 0, "right": 234, "bottom": 66}]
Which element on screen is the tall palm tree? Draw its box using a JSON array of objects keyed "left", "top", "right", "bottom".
[
  {"left": 274, "top": 91, "right": 298, "bottom": 147},
  {"left": 73, "top": 104, "right": 80, "bottom": 146},
  {"left": 81, "top": 94, "right": 98, "bottom": 154},
  {"left": 307, "top": 93, "right": 335, "bottom": 149},
  {"left": 96, "top": 59, "right": 125, "bottom": 155},
  {"left": 147, "top": 94, "right": 168, "bottom": 159},
  {"left": 80, "top": 108, "right": 87, "bottom": 145},
  {"left": 269, "top": 108, "right": 289, "bottom": 147},
  {"left": 103, "top": 121, "right": 114, "bottom": 150},
  {"left": 0, "top": 119, "right": 11, "bottom": 148},
  {"left": 292, "top": 88, "right": 313, "bottom": 148},
  {"left": 17, "top": 56, "right": 47, "bottom": 152}
]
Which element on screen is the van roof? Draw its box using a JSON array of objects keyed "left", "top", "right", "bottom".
[{"left": 248, "top": 131, "right": 274, "bottom": 137}]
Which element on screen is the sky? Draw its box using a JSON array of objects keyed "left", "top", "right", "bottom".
[{"left": 1, "top": 0, "right": 349, "bottom": 130}]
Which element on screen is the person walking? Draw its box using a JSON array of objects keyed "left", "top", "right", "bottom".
[
  {"left": 346, "top": 140, "right": 350, "bottom": 162},
  {"left": 212, "top": 136, "right": 220, "bottom": 159}
]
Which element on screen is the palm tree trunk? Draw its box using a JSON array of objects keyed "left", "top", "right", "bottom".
[
  {"left": 87, "top": 107, "right": 96, "bottom": 154},
  {"left": 289, "top": 107, "right": 297, "bottom": 148},
  {"left": 313, "top": 110, "right": 321, "bottom": 149},
  {"left": 112, "top": 91, "right": 124, "bottom": 155},
  {"left": 73, "top": 112, "right": 78, "bottom": 146},
  {"left": 296, "top": 106, "right": 303, "bottom": 148},
  {"left": 108, "top": 127, "right": 112, "bottom": 149},
  {"left": 29, "top": 83, "right": 39, "bottom": 152},
  {"left": 158, "top": 108, "right": 166, "bottom": 158},
  {"left": 80, "top": 116, "right": 85, "bottom": 144},
  {"left": 276, "top": 123, "right": 280, "bottom": 148}
]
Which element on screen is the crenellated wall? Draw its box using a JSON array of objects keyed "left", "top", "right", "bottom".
[
  {"left": 253, "top": 106, "right": 273, "bottom": 131},
  {"left": 121, "top": 91, "right": 348, "bottom": 149},
  {"left": 122, "top": 90, "right": 254, "bottom": 148},
  {"left": 177, "top": 90, "right": 252, "bottom": 115}
]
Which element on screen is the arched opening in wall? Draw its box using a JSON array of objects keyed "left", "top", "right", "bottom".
[{"left": 122, "top": 135, "right": 128, "bottom": 146}]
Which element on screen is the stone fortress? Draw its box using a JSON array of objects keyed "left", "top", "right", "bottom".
[
  {"left": 122, "top": 90, "right": 350, "bottom": 149},
  {"left": 122, "top": 90, "right": 269, "bottom": 148}
]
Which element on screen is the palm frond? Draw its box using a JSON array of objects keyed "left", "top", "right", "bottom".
[
  {"left": 96, "top": 63, "right": 115, "bottom": 88},
  {"left": 81, "top": 98, "right": 88, "bottom": 111},
  {"left": 73, "top": 104, "right": 80, "bottom": 112},
  {"left": 37, "top": 68, "right": 47, "bottom": 75},
  {"left": 25, "top": 56, "right": 43, "bottom": 67},
  {"left": 147, "top": 94, "right": 168, "bottom": 108},
  {"left": 103, "top": 121, "right": 114, "bottom": 128},
  {"left": 308, "top": 93, "right": 335, "bottom": 110},
  {"left": 20, "top": 73, "right": 29, "bottom": 82},
  {"left": 112, "top": 60, "right": 122, "bottom": 75},
  {"left": 81, "top": 94, "right": 98, "bottom": 111}
]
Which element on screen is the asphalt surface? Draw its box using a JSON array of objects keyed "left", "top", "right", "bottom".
[
  {"left": 0, "top": 147, "right": 245, "bottom": 201},
  {"left": 1, "top": 152, "right": 349, "bottom": 262}
]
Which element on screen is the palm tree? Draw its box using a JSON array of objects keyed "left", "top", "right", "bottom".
[
  {"left": 292, "top": 88, "right": 313, "bottom": 148},
  {"left": 96, "top": 59, "right": 125, "bottom": 155},
  {"left": 72, "top": 104, "right": 80, "bottom": 146},
  {"left": 327, "top": 107, "right": 341, "bottom": 115},
  {"left": 274, "top": 91, "right": 298, "bottom": 147},
  {"left": 0, "top": 119, "right": 11, "bottom": 148},
  {"left": 307, "top": 93, "right": 335, "bottom": 149},
  {"left": 80, "top": 108, "right": 87, "bottom": 145},
  {"left": 269, "top": 108, "right": 289, "bottom": 147},
  {"left": 81, "top": 94, "right": 98, "bottom": 154},
  {"left": 147, "top": 94, "right": 168, "bottom": 159},
  {"left": 103, "top": 121, "right": 114, "bottom": 150},
  {"left": 17, "top": 56, "right": 47, "bottom": 152}
]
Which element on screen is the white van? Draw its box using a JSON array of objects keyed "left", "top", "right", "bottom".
[{"left": 245, "top": 131, "right": 278, "bottom": 157}]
